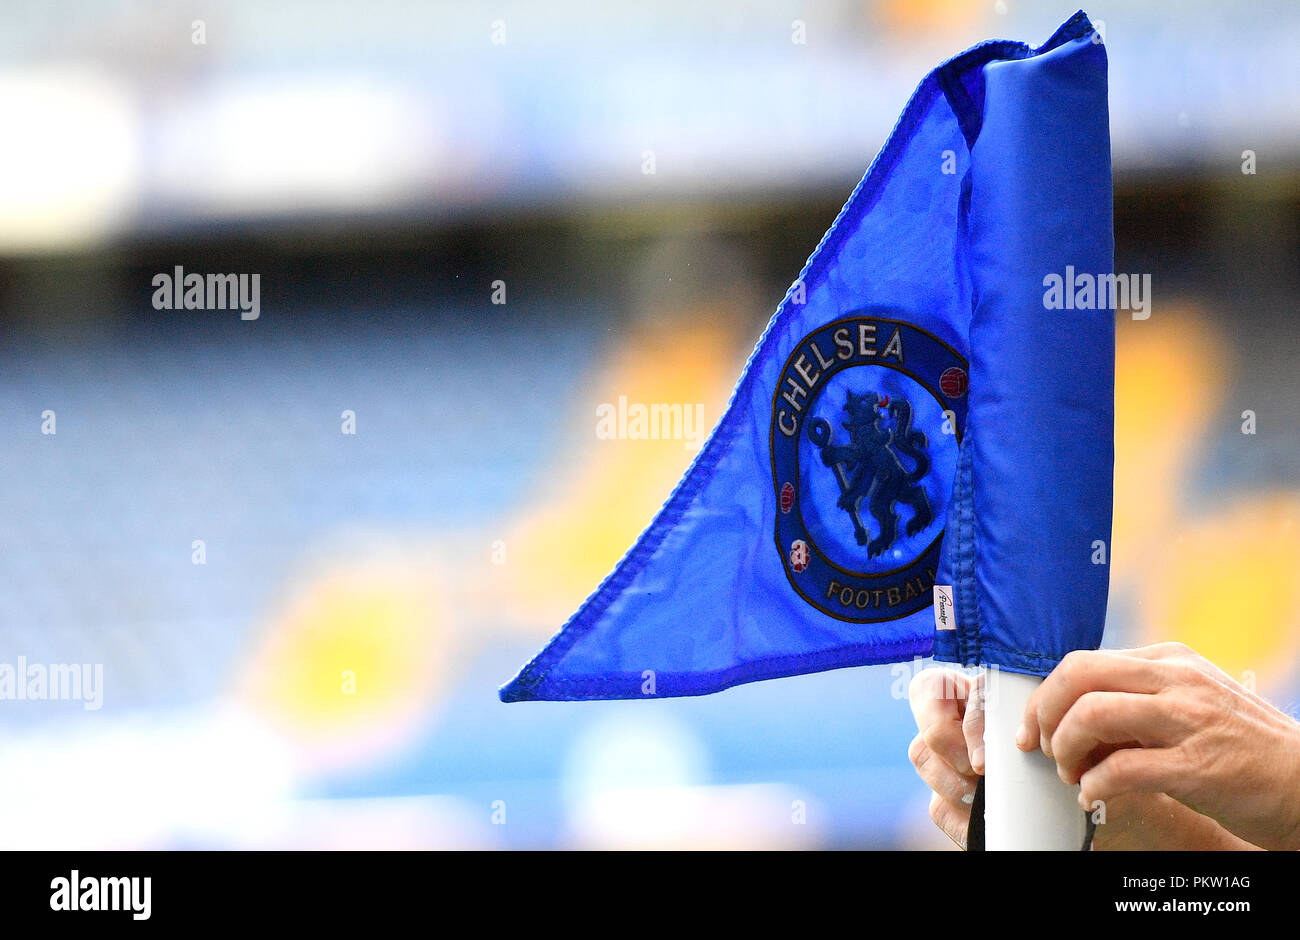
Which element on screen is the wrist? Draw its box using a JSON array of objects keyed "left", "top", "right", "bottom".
[{"left": 1277, "top": 723, "right": 1300, "bottom": 851}]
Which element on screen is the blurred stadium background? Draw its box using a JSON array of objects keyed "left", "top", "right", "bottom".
[{"left": 0, "top": 0, "right": 1297, "bottom": 849}]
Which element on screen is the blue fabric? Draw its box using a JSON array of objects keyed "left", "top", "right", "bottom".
[{"left": 501, "top": 10, "right": 1113, "bottom": 702}]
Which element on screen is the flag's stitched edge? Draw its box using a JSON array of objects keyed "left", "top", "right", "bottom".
[
  {"left": 500, "top": 10, "right": 1099, "bottom": 703},
  {"left": 506, "top": 638, "right": 934, "bottom": 702},
  {"left": 955, "top": 427, "right": 982, "bottom": 667}
]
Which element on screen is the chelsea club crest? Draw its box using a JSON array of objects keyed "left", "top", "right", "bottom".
[{"left": 770, "top": 314, "right": 968, "bottom": 623}]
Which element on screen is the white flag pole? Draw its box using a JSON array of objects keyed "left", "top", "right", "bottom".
[{"left": 983, "top": 668, "right": 1086, "bottom": 850}]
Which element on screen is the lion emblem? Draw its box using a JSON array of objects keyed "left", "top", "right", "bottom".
[{"left": 807, "top": 390, "right": 933, "bottom": 558}]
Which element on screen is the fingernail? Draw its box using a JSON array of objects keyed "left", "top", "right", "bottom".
[
  {"left": 1015, "top": 722, "right": 1029, "bottom": 748},
  {"left": 1040, "top": 734, "right": 1052, "bottom": 758},
  {"left": 971, "top": 745, "right": 985, "bottom": 772}
]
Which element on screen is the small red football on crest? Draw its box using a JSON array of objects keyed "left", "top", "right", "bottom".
[
  {"left": 940, "top": 367, "right": 968, "bottom": 398},
  {"left": 789, "top": 539, "right": 810, "bottom": 573},
  {"left": 779, "top": 481, "right": 795, "bottom": 514}
]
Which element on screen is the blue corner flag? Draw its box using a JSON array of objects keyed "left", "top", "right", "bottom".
[{"left": 502, "top": 11, "right": 1113, "bottom": 702}]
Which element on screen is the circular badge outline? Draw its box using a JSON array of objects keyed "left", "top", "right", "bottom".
[{"left": 768, "top": 313, "right": 968, "bottom": 624}]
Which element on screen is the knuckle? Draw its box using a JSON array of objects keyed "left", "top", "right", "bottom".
[
  {"left": 1156, "top": 658, "right": 1189, "bottom": 687},
  {"left": 1171, "top": 737, "right": 1200, "bottom": 772},
  {"left": 921, "top": 723, "right": 947, "bottom": 755},
  {"left": 1168, "top": 659, "right": 1207, "bottom": 689},
  {"left": 908, "top": 734, "right": 927, "bottom": 768},
  {"left": 1055, "top": 650, "right": 1094, "bottom": 688},
  {"left": 908, "top": 669, "right": 934, "bottom": 700},
  {"left": 1089, "top": 759, "right": 1119, "bottom": 795},
  {"left": 1057, "top": 651, "right": 1082, "bottom": 677},
  {"left": 1152, "top": 641, "right": 1193, "bottom": 660},
  {"left": 1109, "top": 748, "right": 1154, "bottom": 792},
  {"left": 911, "top": 668, "right": 954, "bottom": 702},
  {"left": 1036, "top": 700, "right": 1056, "bottom": 736},
  {"left": 1060, "top": 648, "right": 1093, "bottom": 672},
  {"left": 1074, "top": 692, "right": 1102, "bottom": 726},
  {"left": 1182, "top": 689, "right": 1219, "bottom": 726}
]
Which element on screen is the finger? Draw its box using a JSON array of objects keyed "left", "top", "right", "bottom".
[
  {"left": 1077, "top": 746, "right": 1182, "bottom": 809},
  {"left": 908, "top": 668, "right": 970, "bottom": 729},
  {"left": 924, "top": 711, "right": 974, "bottom": 777},
  {"left": 963, "top": 671, "right": 987, "bottom": 774},
  {"left": 1021, "top": 651, "right": 1174, "bottom": 757},
  {"left": 909, "top": 734, "right": 980, "bottom": 806},
  {"left": 909, "top": 669, "right": 974, "bottom": 775},
  {"left": 1049, "top": 691, "right": 1185, "bottom": 784},
  {"left": 929, "top": 791, "right": 970, "bottom": 850}
]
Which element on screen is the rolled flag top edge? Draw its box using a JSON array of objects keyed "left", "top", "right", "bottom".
[{"left": 502, "top": 9, "right": 1113, "bottom": 703}]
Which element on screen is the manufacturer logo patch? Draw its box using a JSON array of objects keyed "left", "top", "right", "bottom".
[{"left": 770, "top": 314, "right": 967, "bottom": 622}]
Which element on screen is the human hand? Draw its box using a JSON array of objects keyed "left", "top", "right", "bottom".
[
  {"left": 907, "top": 668, "right": 984, "bottom": 848},
  {"left": 1019, "top": 643, "right": 1300, "bottom": 851}
]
